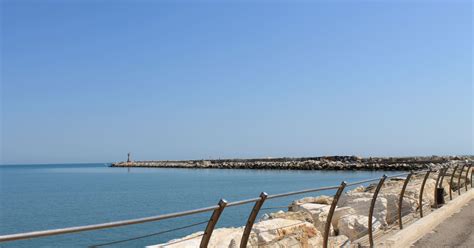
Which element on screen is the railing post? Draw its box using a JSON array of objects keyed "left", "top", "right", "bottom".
[
  {"left": 240, "top": 192, "right": 268, "bottom": 248},
  {"left": 323, "top": 181, "right": 346, "bottom": 248},
  {"left": 398, "top": 172, "right": 412, "bottom": 229},
  {"left": 419, "top": 170, "right": 431, "bottom": 218},
  {"left": 433, "top": 168, "right": 444, "bottom": 209},
  {"left": 464, "top": 164, "right": 471, "bottom": 191},
  {"left": 368, "top": 175, "right": 386, "bottom": 248},
  {"left": 449, "top": 165, "right": 459, "bottom": 200},
  {"left": 439, "top": 167, "right": 448, "bottom": 204},
  {"left": 471, "top": 164, "right": 473, "bottom": 189},
  {"left": 457, "top": 164, "right": 467, "bottom": 195},
  {"left": 439, "top": 167, "right": 447, "bottom": 188},
  {"left": 200, "top": 199, "right": 227, "bottom": 248}
]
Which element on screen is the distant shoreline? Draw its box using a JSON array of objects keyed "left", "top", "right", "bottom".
[{"left": 110, "top": 155, "right": 473, "bottom": 171}]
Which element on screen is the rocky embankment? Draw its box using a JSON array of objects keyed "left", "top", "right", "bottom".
[
  {"left": 112, "top": 156, "right": 472, "bottom": 171},
  {"left": 148, "top": 167, "right": 472, "bottom": 248}
]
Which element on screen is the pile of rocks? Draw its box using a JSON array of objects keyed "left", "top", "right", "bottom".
[
  {"left": 112, "top": 156, "right": 472, "bottom": 171},
  {"left": 149, "top": 171, "right": 471, "bottom": 248}
]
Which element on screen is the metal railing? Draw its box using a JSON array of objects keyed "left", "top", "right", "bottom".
[{"left": 0, "top": 162, "right": 472, "bottom": 248}]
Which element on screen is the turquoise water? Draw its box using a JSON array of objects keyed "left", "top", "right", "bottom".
[{"left": 0, "top": 163, "right": 389, "bottom": 247}]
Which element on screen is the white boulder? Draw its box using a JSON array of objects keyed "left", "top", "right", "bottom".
[
  {"left": 291, "top": 203, "right": 334, "bottom": 235},
  {"left": 337, "top": 214, "right": 381, "bottom": 241},
  {"left": 250, "top": 218, "right": 321, "bottom": 247},
  {"left": 150, "top": 227, "right": 243, "bottom": 248},
  {"left": 331, "top": 206, "right": 355, "bottom": 230}
]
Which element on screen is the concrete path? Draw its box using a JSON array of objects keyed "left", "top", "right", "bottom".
[{"left": 412, "top": 199, "right": 474, "bottom": 247}]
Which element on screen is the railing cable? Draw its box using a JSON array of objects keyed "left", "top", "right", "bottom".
[
  {"left": 260, "top": 206, "right": 289, "bottom": 210},
  {"left": 89, "top": 220, "right": 208, "bottom": 247}
]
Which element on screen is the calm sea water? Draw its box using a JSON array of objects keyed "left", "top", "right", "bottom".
[{"left": 0, "top": 163, "right": 390, "bottom": 247}]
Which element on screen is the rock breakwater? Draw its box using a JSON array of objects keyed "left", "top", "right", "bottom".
[{"left": 112, "top": 155, "right": 472, "bottom": 171}]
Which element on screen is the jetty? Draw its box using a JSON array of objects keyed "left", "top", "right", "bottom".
[{"left": 111, "top": 155, "right": 473, "bottom": 171}]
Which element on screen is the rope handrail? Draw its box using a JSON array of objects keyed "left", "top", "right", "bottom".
[{"left": 0, "top": 168, "right": 452, "bottom": 243}]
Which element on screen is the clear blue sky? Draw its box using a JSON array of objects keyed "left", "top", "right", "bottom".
[{"left": 1, "top": 1, "right": 472, "bottom": 164}]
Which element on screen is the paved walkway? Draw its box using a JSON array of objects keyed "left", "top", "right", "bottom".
[{"left": 412, "top": 199, "right": 474, "bottom": 247}]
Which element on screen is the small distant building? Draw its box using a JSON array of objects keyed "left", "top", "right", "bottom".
[{"left": 127, "top": 152, "right": 132, "bottom": 163}]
